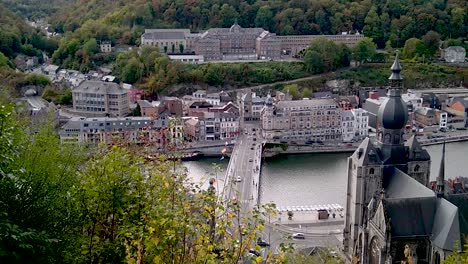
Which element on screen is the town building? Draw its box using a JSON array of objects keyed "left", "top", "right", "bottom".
[
  {"left": 261, "top": 98, "right": 342, "bottom": 142},
  {"left": 445, "top": 97, "right": 468, "bottom": 127},
  {"left": 72, "top": 80, "right": 130, "bottom": 117},
  {"left": 239, "top": 91, "right": 265, "bottom": 121},
  {"left": 344, "top": 56, "right": 465, "bottom": 264},
  {"left": 100, "top": 41, "right": 112, "bottom": 53},
  {"left": 141, "top": 24, "right": 364, "bottom": 61},
  {"left": 341, "top": 109, "right": 369, "bottom": 143},
  {"left": 444, "top": 46, "right": 466, "bottom": 63},
  {"left": 413, "top": 107, "right": 447, "bottom": 127},
  {"left": 59, "top": 116, "right": 167, "bottom": 146},
  {"left": 188, "top": 101, "right": 213, "bottom": 118},
  {"left": 200, "top": 112, "right": 239, "bottom": 141},
  {"left": 184, "top": 118, "right": 201, "bottom": 141}
]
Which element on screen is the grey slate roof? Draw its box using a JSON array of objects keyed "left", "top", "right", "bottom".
[
  {"left": 383, "top": 168, "right": 461, "bottom": 250},
  {"left": 74, "top": 80, "right": 126, "bottom": 95},
  {"left": 276, "top": 98, "right": 338, "bottom": 109},
  {"left": 384, "top": 168, "right": 435, "bottom": 199},
  {"left": 431, "top": 198, "right": 461, "bottom": 250}
]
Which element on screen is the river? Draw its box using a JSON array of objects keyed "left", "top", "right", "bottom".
[{"left": 183, "top": 141, "right": 468, "bottom": 207}]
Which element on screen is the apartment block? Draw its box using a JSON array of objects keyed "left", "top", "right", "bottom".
[{"left": 72, "top": 80, "right": 129, "bottom": 117}]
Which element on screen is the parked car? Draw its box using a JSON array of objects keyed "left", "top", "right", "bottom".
[
  {"left": 236, "top": 176, "right": 242, "bottom": 182},
  {"left": 249, "top": 159, "right": 253, "bottom": 162},
  {"left": 305, "top": 140, "right": 314, "bottom": 145},
  {"left": 292, "top": 233, "right": 305, "bottom": 239}
]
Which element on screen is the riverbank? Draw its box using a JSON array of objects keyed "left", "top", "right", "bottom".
[{"left": 262, "top": 133, "right": 468, "bottom": 158}]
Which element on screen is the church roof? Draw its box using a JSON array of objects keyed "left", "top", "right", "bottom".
[
  {"left": 385, "top": 168, "right": 435, "bottom": 199},
  {"left": 383, "top": 168, "right": 461, "bottom": 250},
  {"left": 431, "top": 198, "right": 461, "bottom": 250}
]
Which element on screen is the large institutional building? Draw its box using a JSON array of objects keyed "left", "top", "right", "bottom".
[
  {"left": 141, "top": 23, "right": 364, "bottom": 61},
  {"left": 343, "top": 56, "right": 467, "bottom": 263}
]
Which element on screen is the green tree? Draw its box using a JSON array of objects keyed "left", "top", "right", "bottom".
[
  {"left": 220, "top": 4, "right": 239, "bottom": 27},
  {"left": 255, "top": 6, "right": 274, "bottom": 31},
  {"left": 82, "top": 38, "right": 99, "bottom": 54},
  {"left": 444, "top": 242, "right": 468, "bottom": 264},
  {"left": 353, "top": 37, "right": 377, "bottom": 64},
  {"left": 402, "top": 38, "right": 429, "bottom": 59},
  {"left": 283, "top": 84, "right": 300, "bottom": 99},
  {"left": 179, "top": 43, "right": 184, "bottom": 53},
  {"left": 422, "top": 31, "right": 441, "bottom": 56},
  {"left": 0, "top": 52, "right": 11, "bottom": 69},
  {"left": 302, "top": 88, "right": 313, "bottom": 99},
  {"left": 363, "top": 7, "right": 382, "bottom": 47}
]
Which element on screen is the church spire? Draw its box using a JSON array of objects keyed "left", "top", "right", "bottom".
[
  {"left": 389, "top": 52, "right": 403, "bottom": 89},
  {"left": 436, "top": 141, "right": 446, "bottom": 198}
]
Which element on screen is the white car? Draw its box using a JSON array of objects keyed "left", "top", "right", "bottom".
[
  {"left": 236, "top": 176, "right": 242, "bottom": 182},
  {"left": 292, "top": 233, "right": 305, "bottom": 239}
]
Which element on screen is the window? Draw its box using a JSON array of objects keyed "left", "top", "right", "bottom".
[
  {"left": 369, "top": 168, "right": 375, "bottom": 175},
  {"left": 414, "top": 165, "right": 420, "bottom": 172}
]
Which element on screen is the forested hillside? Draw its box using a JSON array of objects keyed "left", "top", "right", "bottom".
[
  {"left": 49, "top": 0, "right": 467, "bottom": 48},
  {"left": 0, "top": 0, "right": 72, "bottom": 20},
  {"left": 0, "top": 4, "right": 58, "bottom": 59}
]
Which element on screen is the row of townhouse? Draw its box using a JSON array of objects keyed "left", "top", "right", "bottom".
[
  {"left": 261, "top": 98, "right": 369, "bottom": 143},
  {"left": 184, "top": 112, "right": 240, "bottom": 141},
  {"left": 59, "top": 116, "right": 172, "bottom": 147}
]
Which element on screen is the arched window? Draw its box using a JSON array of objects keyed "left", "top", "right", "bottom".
[
  {"left": 369, "top": 168, "right": 375, "bottom": 175},
  {"left": 414, "top": 164, "right": 420, "bottom": 172}
]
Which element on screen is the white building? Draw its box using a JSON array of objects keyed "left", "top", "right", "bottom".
[
  {"left": 206, "top": 93, "right": 221, "bottom": 106},
  {"left": 168, "top": 54, "right": 204, "bottom": 64},
  {"left": 444, "top": 46, "right": 466, "bottom": 63},
  {"left": 341, "top": 110, "right": 355, "bottom": 142},
  {"left": 439, "top": 112, "right": 448, "bottom": 129},
  {"left": 341, "top": 109, "right": 369, "bottom": 142}
]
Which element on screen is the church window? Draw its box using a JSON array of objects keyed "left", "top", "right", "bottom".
[
  {"left": 369, "top": 168, "right": 375, "bottom": 175},
  {"left": 414, "top": 164, "right": 420, "bottom": 172},
  {"left": 393, "top": 134, "right": 400, "bottom": 144}
]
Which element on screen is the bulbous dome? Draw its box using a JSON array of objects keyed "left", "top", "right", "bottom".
[{"left": 378, "top": 90, "right": 408, "bottom": 129}]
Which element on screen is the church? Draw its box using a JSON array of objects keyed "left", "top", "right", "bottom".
[{"left": 343, "top": 55, "right": 467, "bottom": 264}]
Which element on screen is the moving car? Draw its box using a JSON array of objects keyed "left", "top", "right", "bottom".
[
  {"left": 292, "top": 233, "right": 305, "bottom": 239},
  {"left": 257, "top": 239, "right": 270, "bottom": 247}
]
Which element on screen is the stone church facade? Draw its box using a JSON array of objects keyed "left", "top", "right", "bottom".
[{"left": 343, "top": 56, "right": 463, "bottom": 264}]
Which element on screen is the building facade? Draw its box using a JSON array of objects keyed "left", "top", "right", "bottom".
[
  {"left": 261, "top": 98, "right": 342, "bottom": 142},
  {"left": 59, "top": 116, "right": 167, "bottom": 146},
  {"left": 142, "top": 24, "right": 364, "bottom": 61},
  {"left": 444, "top": 46, "right": 466, "bottom": 63},
  {"left": 141, "top": 29, "right": 189, "bottom": 53},
  {"left": 72, "top": 80, "right": 129, "bottom": 117},
  {"left": 341, "top": 109, "right": 369, "bottom": 143},
  {"left": 343, "top": 56, "right": 463, "bottom": 264},
  {"left": 100, "top": 41, "right": 112, "bottom": 53}
]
